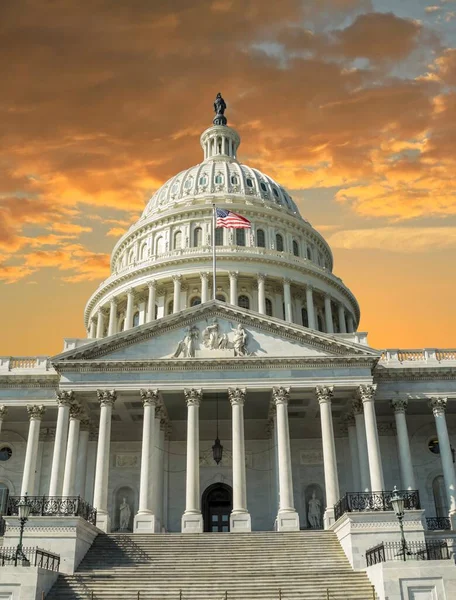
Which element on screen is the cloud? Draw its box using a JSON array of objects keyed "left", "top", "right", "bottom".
[{"left": 327, "top": 226, "right": 456, "bottom": 251}]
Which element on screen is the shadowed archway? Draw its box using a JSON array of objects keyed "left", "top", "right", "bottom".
[{"left": 202, "top": 482, "right": 232, "bottom": 532}]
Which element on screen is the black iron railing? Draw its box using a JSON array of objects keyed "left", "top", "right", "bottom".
[
  {"left": 426, "top": 516, "right": 451, "bottom": 531},
  {"left": 366, "top": 540, "right": 450, "bottom": 566},
  {"left": 334, "top": 490, "right": 421, "bottom": 522},
  {"left": 0, "top": 546, "right": 60, "bottom": 571},
  {"left": 7, "top": 496, "right": 97, "bottom": 526}
]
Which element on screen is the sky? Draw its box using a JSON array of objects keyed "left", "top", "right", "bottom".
[{"left": 1, "top": 0, "right": 456, "bottom": 355}]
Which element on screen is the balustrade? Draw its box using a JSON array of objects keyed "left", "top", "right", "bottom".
[
  {"left": 334, "top": 490, "right": 421, "bottom": 522},
  {"left": 6, "top": 495, "right": 97, "bottom": 526}
]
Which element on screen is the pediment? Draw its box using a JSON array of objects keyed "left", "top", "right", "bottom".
[{"left": 52, "top": 301, "right": 380, "bottom": 365}]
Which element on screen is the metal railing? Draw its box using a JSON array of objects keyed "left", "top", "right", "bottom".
[
  {"left": 0, "top": 546, "right": 60, "bottom": 571},
  {"left": 366, "top": 540, "right": 450, "bottom": 566},
  {"left": 334, "top": 490, "right": 421, "bottom": 522},
  {"left": 7, "top": 496, "right": 97, "bottom": 526},
  {"left": 426, "top": 516, "right": 451, "bottom": 531}
]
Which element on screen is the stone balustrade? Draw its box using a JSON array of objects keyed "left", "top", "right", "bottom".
[
  {"left": 380, "top": 349, "right": 456, "bottom": 363},
  {"left": 0, "top": 356, "right": 52, "bottom": 371}
]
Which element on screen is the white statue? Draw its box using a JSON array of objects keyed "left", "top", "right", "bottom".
[
  {"left": 308, "top": 491, "right": 322, "bottom": 529},
  {"left": 202, "top": 319, "right": 228, "bottom": 350},
  {"left": 173, "top": 325, "right": 199, "bottom": 358},
  {"left": 232, "top": 323, "right": 248, "bottom": 356},
  {"left": 119, "top": 497, "right": 131, "bottom": 531}
]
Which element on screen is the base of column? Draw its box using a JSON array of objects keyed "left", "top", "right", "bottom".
[
  {"left": 96, "top": 511, "right": 111, "bottom": 533},
  {"left": 324, "top": 507, "right": 336, "bottom": 529},
  {"left": 276, "top": 509, "right": 300, "bottom": 532},
  {"left": 134, "top": 511, "right": 158, "bottom": 533},
  {"left": 230, "top": 511, "right": 251, "bottom": 532},
  {"left": 181, "top": 511, "right": 203, "bottom": 533}
]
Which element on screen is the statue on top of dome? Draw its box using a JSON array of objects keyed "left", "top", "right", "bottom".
[{"left": 213, "top": 93, "right": 227, "bottom": 126}]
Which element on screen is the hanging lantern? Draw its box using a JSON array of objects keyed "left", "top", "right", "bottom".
[{"left": 212, "top": 393, "right": 223, "bottom": 465}]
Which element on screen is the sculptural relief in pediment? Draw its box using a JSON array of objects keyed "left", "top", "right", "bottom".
[{"left": 172, "top": 319, "right": 251, "bottom": 359}]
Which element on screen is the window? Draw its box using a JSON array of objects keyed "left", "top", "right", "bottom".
[
  {"left": 156, "top": 236, "right": 164, "bottom": 254},
  {"left": 433, "top": 475, "right": 449, "bottom": 518},
  {"left": 231, "top": 175, "right": 238, "bottom": 185},
  {"left": 429, "top": 438, "right": 440, "bottom": 455},
  {"left": 215, "top": 174, "right": 223, "bottom": 184},
  {"left": 215, "top": 228, "right": 223, "bottom": 246},
  {"left": 171, "top": 183, "right": 179, "bottom": 194},
  {"left": 306, "top": 247, "right": 312, "bottom": 260},
  {"left": 0, "top": 482, "right": 8, "bottom": 513},
  {"left": 199, "top": 175, "right": 208, "bottom": 186},
  {"left": 292, "top": 240, "right": 299, "bottom": 257},
  {"left": 246, "top": 178, "right": 253, "bottom": 188},
  {"left": 140, "top": 243, "right": 148, "bottom": 260},
  {"left": 191, "top": 296, "right": 201, "bottom": 306},
  {"left": 167, "top": 300, "right": 174, "bottom": 315},
  {"left": 184, "top": 177, "right": 193, "bottom": 189},
  {"left": 133, "top": 311, "right": 140, "bottom": 327},
  {"left": 273, "top": 187, "right": 279, "bottom": 197},
  {"left": 256, "top": 229, "right": 266, "bottom": 248},
  {"left": 0, "top": 447, "right": 12, "bottom": 462},
  {"left": 193, "top": 227, "right": 203, "bottom": 247},
  {"left": 236, "top": 229, "right": 246, "bottom": 246},
  {"left": 216, "top": 294, "right": 226, "bottom": 302},
  {"left": 174, "top": 231, "right": 183, "bottom": 250},
  {"left": 317, "top": 314, "right": 324, "bottom": 331},
  {"left": 276, "top": 233, "right": 284, "bottom": 252},
  {"left": 119, "top": 318, "right": 125, "bottom": 331},
  {"left": 301, "top": 307, "right": 309, "bottom": 327},
  {"left": 238, "top": 295, "right": 250, "bottom": 309},
  {"left": 129, "top": 250, "right": 135, "bottom": 264},
  {"left": 155, "top": 304, "right": 159, "bottom": 320},
  {"left": 260, "top": 182, "right": 267, "bottom": 192},
  {"left": 265, "top": 298, "right": 273, "bottom": 317}
]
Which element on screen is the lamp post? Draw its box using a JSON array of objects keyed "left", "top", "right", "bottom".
[
  {"left": 391, "top": 486, "right": 407, "bottom": 561},
  {"left": 15, "top": 494, "right": 31, "bottom": 566}
]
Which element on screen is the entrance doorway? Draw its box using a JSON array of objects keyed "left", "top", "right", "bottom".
[{"left": 202, "top": 483, "right": 232, "bottom": 532}]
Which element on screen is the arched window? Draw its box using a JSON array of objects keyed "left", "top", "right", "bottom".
[
  {"left": 215, "top": 174, "right": 223, "bottom": 184},
  {"left": 306, "top": 247, "right": 312, "bottom": 260},
  {"left": 231, "top": 175, "right": 238, "bottom": 185},
  {"left": 155, "top": 304, "right": 159, "bottom": 320},
  {"left": 276, "top": 233, "right": 284, "bottom": 252},
  {"left": 133, "top": 311, "right": 140, "bottom": 327},
  {"left": 140, "top": 243, "right": 148, "bottom": 260},
  {"left": 215, "top": 228, "right": 223, "bottom": 246},
  {"left": 301, "top": 307, "right": 309, "bottom": 327},
  {"left": 265, "top": 298, "right": 273, "bottom": 316},
  {"left": 433, "top": 475, "right": 449, "bottom": 517},
  {"left": 193, "top": 227, "right": 203, "bottom": 247},
  {"left": 246, "top": 178, "right": 253, "bottom": 188},
  {"left": 190, "top": 296, "right": 201, "bottom": 306},
  {"left": 292, "top": 240, "right": 299, "bottom": 257},
  {"left": 167, "top": 300, "right": 174, "bottom": 315},
  {"left": 0, "top": 482, "right": 9, "bottom": 513},
  {"left": 174, "top": 231, "right": 182, "bottom": 250},
  {"left": 119, "top": 318, "right": 125, "bottom": 332},
  {"left": 238, "top": 295, "right": 250, "bottom": 309},
  {"left": 317, "top": 314, "right": 324, "bottom": 331},
  {"left": 129, "top": 250, "right": 135, "bottom": 264},
  {"left": 156, "top": 236, "right": 164, "bottom": 254},
  {"left": 256, "top": 229, "right": 266, "bottom": 248},
  {"left": 236, "top": 229, "right": 246, "bottom": 246},
  {"left": 216, "top": 294, "right": 226, "bottom": 302}
]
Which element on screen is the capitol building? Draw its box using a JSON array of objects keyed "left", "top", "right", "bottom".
[{"left": 1, "top": 97, "right": 456, "bottom": 599}]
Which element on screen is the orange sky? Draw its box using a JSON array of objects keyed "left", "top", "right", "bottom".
[{"left": 1, "top": 0, "right": 456, "bottom": 355}]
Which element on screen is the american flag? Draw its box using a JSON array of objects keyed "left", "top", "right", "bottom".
[{"left": 216, "top": 208, "right": 251, "bottom": 229}]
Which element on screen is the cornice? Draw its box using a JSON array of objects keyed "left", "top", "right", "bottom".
[
  {"left": 374, "top": 367, "right": 456, "bottom": 382},
  {"left": 0, "top": 377, "right": 59, "bottom": 389}
]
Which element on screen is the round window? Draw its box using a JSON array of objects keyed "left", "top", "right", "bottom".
[
  {"left": 0, "top": 447, "right": 12, "bottom": 461},
  {"left": 428, "top": 438, "right": 440, "bottom": 454}
]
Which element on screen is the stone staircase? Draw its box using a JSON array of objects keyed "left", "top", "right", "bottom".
[{"left": 47, "top": 531, "right": 376, "bottom": 600}]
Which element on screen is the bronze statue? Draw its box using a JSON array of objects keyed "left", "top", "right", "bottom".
[{"left": 213, "top": 93, "right": 227, "bottom": 125}]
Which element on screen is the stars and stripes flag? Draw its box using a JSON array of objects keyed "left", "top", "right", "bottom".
[{"left": 215, "top": 208, "right": 251, "bottom": 229}]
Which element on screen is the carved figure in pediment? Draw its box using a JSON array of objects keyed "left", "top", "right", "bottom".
[
  {"left": 202, "top": 319, "right": 228, "bottom": 350},
  {"left": 173, "top": 325, "right": 199, "bottom": 358},
  {"left": 232, "top": 323, "right": 248, "bottom": 356}
]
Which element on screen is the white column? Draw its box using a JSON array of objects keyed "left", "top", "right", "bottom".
[
  {"left": 96, "top": 309, "right": 105, "bottom": 338},
  {"left": 229, "top": 271, "right": 238, "bottom": 306},
  {"left": 272, "top": 387, "right": 300, "bottom": 531},
  {"left": 257, "top": 274, "right": 266, "bottom": 314},
  {"left": 156, "top": 420, "right": 166, "bottom": 529},
  {"left": 228, "top": 388, "right": 251, "bottom": 531},
  {"left": 146, "top": 280, "right": 157, "bottom": 322},
  {"left": 135, "top": 389, "right": 159, "bottom": 532},
  {"left": 21, "top": 405, "right": 45, "bottom": 496},
  {"left": 182, "top": 388, "right": 203, "bottom": 533},
  {"left": 283, "top": 279, "right": 293, "bottom": 323},
  {"left": 75, "top": 420, "right": 90, "bottom": 499},
  {"left": 93, "top": 389, "right": 116, "bottom": 532},
  {"left": 151, "top": 410, "right": 162, "bottom": 528},
  {"left": 344, "top": 413, "right": 361, "bottom": 492},
  {"left": 306, "top": 285, "right": 316, "bottom": 329},
  {"left": 324, "top": 295, "right": 334, "bottom": 334},
  {"left": 352, "top": 398, "right": 370, "bottom": 492},
  {"left": 429, "top": 397, "right": 456, "bottom": 522},
  {"left": 347, "top": 314, "right": 355, "bottom": 333},
  {"left": 358, "top": 385, "right": 384, "bottom": 491},
  {"left": 49, "top": 391, "right": 73, "bottom": 496},
  {"left": 62, "top": 403, "right": 83, "bottom": 497},
  {"left": 200, "top": 273, "right": 209, "bottom": 304},
  {"left": 108, "top": 299, "right": 118, "bottom": 336},
  {"left": 125, "top": 288, "right": 135, "bottom": 330},
  {"left": 338, "top": 304, "right": 347, "bottom": 334},
  {"left": 173, "top": 275, "right": 182, "bottom": 313},
  {"left": 316, "top": 386, "right": 339, "bottom": 527},
  {"left": 89, "top": 319, "right": 96, "bottom": 339},
  {"left": 391, "top": 398, "right": 416, "bottom": 491},
  {"left": 0, "top": 406, "right": 7, "bottom": 440}
]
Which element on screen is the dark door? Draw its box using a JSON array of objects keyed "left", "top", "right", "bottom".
[{"left": 202, "top": 483, "right": 232, "bottom": 532}]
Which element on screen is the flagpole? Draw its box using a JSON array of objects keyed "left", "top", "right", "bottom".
[{"left": 212, "top": 204, "right": 216, "bottom": 301}]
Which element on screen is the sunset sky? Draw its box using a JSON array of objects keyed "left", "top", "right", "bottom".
[{"left": 1, "top": 0, "right": 456, "bottom": 355}]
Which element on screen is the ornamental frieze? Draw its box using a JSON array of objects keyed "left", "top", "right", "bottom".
[{"left": 172, "top": 319, "right": 252, "bottom": 359}]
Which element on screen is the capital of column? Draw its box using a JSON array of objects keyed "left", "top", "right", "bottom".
[
  {"left": 306, "top": 284, "right": 313, "bottom": 292},
  {"left": 272, "top": 386, "right": 290, "bottom": 406},
  {"left": 257, "top": 273, "right": 266, "bottom": 282},
  {"left": 97, "top": 389, "right": 117, "bottom": 407},
  {"left": 109, "top": 297, "right": 118, "bottom": 307},
  {"left": 228, "top": 387, "right": 246, "bottom": 406},
  {"left": 429, "top": 396, "right": 447, "bottom": 416},
  {"left": 0, "top": 405, "right": 7, "bottom": 419},
  {"left": 148, "top": 280, "right": 157, "bottom": 290},
  {"left": 316, "top": 385, "right": 334, "bottom": 405},
  {"left": 27, "top": 404, "right": 46, "bottom": 421},
  {"left": 56, "top": 390, "right": 75, "bottom": 407},
  {"left": 357, "top": 384, "right": 377, "bottom": 404},
  {"left": 172, "top": 274, "right": 182, "bottom": 283},
  {"left": 391, "top": 398, "right": 408, "bottom": 414},
  {"left": 352, "top": 397, "right": 363, "bottom": 415},
  {"left": 184, "top": 388, "right": 202, "bottom": 406},
  {"left": 200, "top": 272, "right": 209, "bottom": 281},
  {"left": 140, "top": 388, "right": 159, "bottom": 407},
  {"left": 229, "top": 271, "right": 239, "bottom": 280},
  {"left": 69, "top": 403, "right": 84, "bottom": 420},
  {"left": 282, "top": 278, "right": 291, "bottom": 286},
  {"left": 126, "top": 287, "right": 135, "bottom": 297}
]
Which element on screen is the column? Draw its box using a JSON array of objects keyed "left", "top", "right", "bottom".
[
  {"left": 391, "top": 399, "right": 416, "bottom": 491},
  {"left": 93, "top": 389, "right": 117, "bottom": 532},
  {"left": 283, "top": 279, "right": 293, "bottom": 323},
  {"left": 124, "top": 288, "right": 135, "bottom": 330},
  {"left": 229, "top": 271, "right": 238, "bottom": 306},
  {"left": 200, "top": 273, "right": 209, "bottom": 304},
  {"left": 352, "top": 398, "right": 370, "bottom": 492},
  {"left": 0, "top": 406, "right": 7, "bottom": 440},
  {"left": 151, "top": 408, "right": 162, "bottom": 530},
  {"left": 75, "top": 419, "right": 91, "bottom": 499},
  {"left": 429, "top": 397, "right": 456, "bottom": 523},
  {"left": 146, "top": 281, "right": 157, "bottom": 322},
  {"left": 62, "top": 403, "right": 83, "bottom": 496},
  {"left": 49, "top": 390, "right": 73, "bottom": 496},
  {"left": 156, "top": 419, "right": 166, "bottom": 529},
  {"left": 344, "top": 413, "right": 361, "bottom": 492},
  {"left": 306, "top": 285, "right": 316, "bottom": 329},
  {"left": 96, "top": 309, "right": 105, "bottom": 338},
  {"left": 338, "top": 304, "right": 347, "bottom": 334},
  {"left": 135, "top": 389, "right": 159, "bottom": 532},
  {"left": 21, "top": 405, "right": 46, "bottom": 496},
  {"left": 89, "top": 319, "right": 96, "bottom": 339},
  {"left": 358, "top": 385, "right": 384, "bottom": 491},
  {"left": 272, "top": 387, "right": 300, "bottom": 531},
  {"left": 228, "top": 388, "right": 251, "bottom": 531},
  {"left": 182, "top": 388, "right": 203, "bottom": 533},
  {"left": 316, "top": 386, "right": 339, "bottom": 527},
  {"left": 108, "top": 299, "right": 118, "bottom": 336},
  {"left": 347, "top": 314, "right": 355, "bottom": 333},
  {"left": 257, "top": 274, "right": 266, "bottom": 315},
  {"left": 173, "top": 275, "right": 182, "bottom": 313},
  {"left": 324, "top": 295, "right": 334, "bottom": 334}
]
